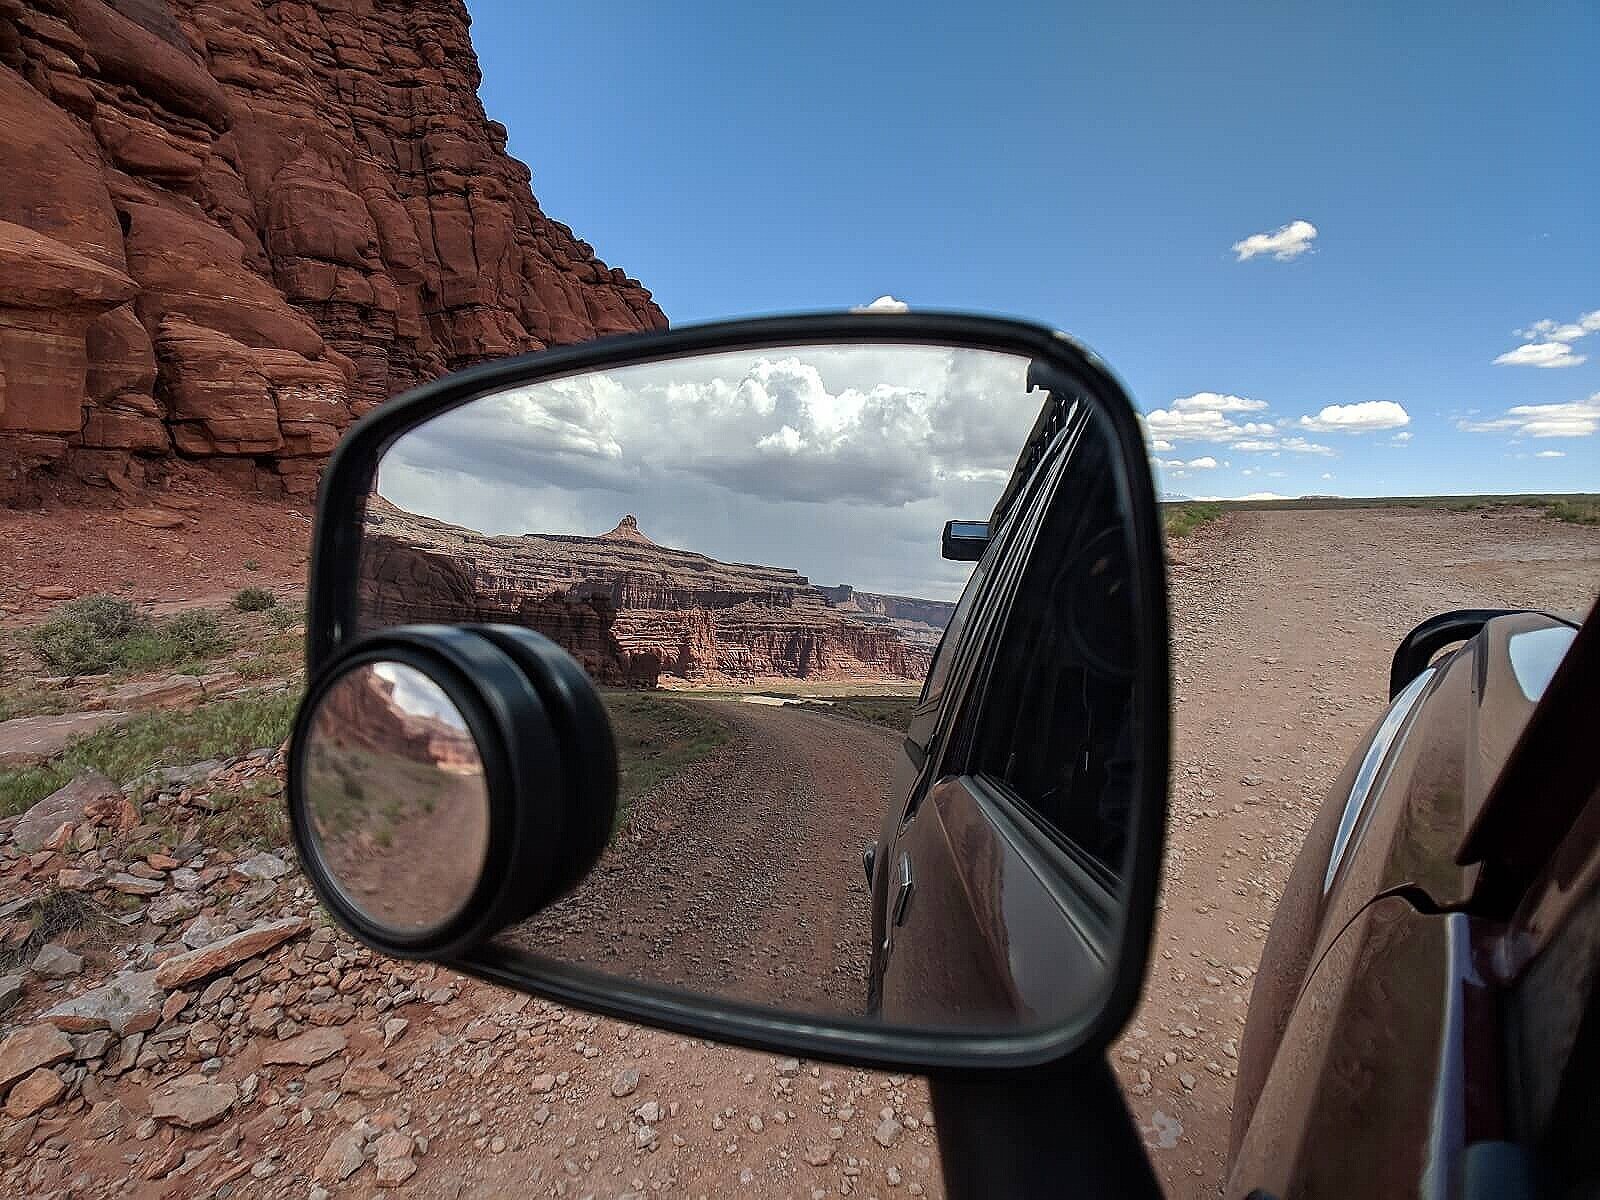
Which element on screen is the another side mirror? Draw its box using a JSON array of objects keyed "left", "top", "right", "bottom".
[
  {"left": 290, "top": 313, "right": 1169, "bottom": 1079},
  {"left": 941, "top": 519, "right": 991, "bottom": 561}
]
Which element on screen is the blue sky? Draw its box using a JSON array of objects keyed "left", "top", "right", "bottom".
[{"left": 465, "top": 2, "right": 1596, "bottom": 499}]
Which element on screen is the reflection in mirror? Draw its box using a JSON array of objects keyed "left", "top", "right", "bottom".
[
  {"left": 352, "top": 344, "right": 1146, "bottom": 1034},
  {"left": 302, "top": 661, "right": 489, "bottom": 934}
]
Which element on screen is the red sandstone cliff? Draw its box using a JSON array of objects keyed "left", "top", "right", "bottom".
[
  {"left": 357, "top": 499, "right": 951, "bottom": 688},
  {"left": 0, "top": 0, "right": 665, "bottom": 502}
]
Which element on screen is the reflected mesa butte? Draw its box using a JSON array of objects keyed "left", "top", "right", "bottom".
[{"left": 358, "top": 497, "right": 953, "bottom": 687}]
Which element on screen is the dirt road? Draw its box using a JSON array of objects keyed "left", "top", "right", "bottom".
[
  {"left": 512, "top": 702, "right": 896, "bottom": 1014},
  {"left": 482, "top": 504, "right": 1595, "bottom": 1199}
]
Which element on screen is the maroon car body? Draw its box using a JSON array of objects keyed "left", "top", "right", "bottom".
[{"left": 1227, "top": 604, "right": 1598, "bottom": 1197}]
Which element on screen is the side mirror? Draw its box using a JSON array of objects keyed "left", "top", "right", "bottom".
[
  {"left": 941, "top": 519, "right": 991, "bottom": 561},
  {"left": 291, "top": 313, "right": 1169, "bottom": 1076}
]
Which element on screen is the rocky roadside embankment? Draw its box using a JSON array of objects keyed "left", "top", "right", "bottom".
[{"left": 0, "top": 750, "right": 943, "bottom": 1198}]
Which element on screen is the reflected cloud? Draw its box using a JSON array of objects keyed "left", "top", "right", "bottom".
[{"left": 377, "top": 345, "right": 1043, "bottom": 600}]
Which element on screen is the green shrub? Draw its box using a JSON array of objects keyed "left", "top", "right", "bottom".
[
  {"left": 267, "top": 608, "right": 298, "bottom": 631},
  {"left": 234, "top": 654, "right": 281, "bottom": 680},
  {"left": 29, "top": 596, "right": 149, "bottom": 674},
  {"left": 118, "top": 609, "right": 230, "bottom": 671},
  {"left": 27, "top": 596, "right": 233, "bottom": 676},
  {"left": 1163, "top": 502, "right": 1223, "bottom": 540},
  {"left": 233, "top": 586, "right": 278, "bottom": 612},
  {"left": 242, "top": 559, "right": 261, "bottom": 572},
  {"left": 1537, "top": 498, "right": 1600, "bottom": 526}
]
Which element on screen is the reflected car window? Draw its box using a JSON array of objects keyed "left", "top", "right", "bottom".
[{"left": 970, "top": 409, "right": 1136, "bottom": 883}]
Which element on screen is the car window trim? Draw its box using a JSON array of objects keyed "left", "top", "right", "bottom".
[
  {"left": 942, "top": 407, "right": 1086, "bottom": 778},
  {"left": 900, "top": 414, "right": 1079, "bottom": 826},
  {"left": 965, "top": 772, "right": 1118, "bottom": 958}
]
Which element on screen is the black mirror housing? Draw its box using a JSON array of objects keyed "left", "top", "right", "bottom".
[{"left": 298, "top": 312, "right": 1170, "bottom": 1077}]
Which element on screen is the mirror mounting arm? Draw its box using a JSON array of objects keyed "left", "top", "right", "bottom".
[{"left": 929, "top": 1056, "right": 1161, "bottom": 1200}]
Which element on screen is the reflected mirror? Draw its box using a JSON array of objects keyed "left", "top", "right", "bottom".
[
  {"left": 301, "top": 660, "right": 491, "bottom": 934},
  {"left": 347, "top": 342, "right": 1153, "bottom": 1035}
]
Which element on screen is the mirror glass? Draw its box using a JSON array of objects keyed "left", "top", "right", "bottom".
[
  {"left": 352, "top": 342, "right": 1150, "bottom": 1034},
  {"left": 302, "top": 660, "right": 491, "bottom": 934}
]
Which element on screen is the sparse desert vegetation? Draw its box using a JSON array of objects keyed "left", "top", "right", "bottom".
[
  {"left": 0, "top": 688, "right": 299, "bottom": 818},
  {"left": 232, "top": 585, "right": 279, "bottom": 612},
  {"left": 26, "top": 596, "right": 232, "bottom": 677},
  {"left": 800, "top": 694, "right": 919, "bottom": 732},
  {"left": 1163, "top": 501, "right": 1224, "bottom": 539},
  {"left": 600, "top": 691, "right": 732, "bottom": 813}
]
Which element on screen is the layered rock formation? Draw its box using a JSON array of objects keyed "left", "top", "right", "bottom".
[
  {"left": 314, "top": 663, "right": 478, "bottom": 776},
  {"left": 357, "top": 499, "right": 951, "bottom": 688},
  {"left": 0, "top": 0, "right": 664, "bottom": 501},
  {"left": 813, "top": 584, "right": 957, "bottom": 634}
]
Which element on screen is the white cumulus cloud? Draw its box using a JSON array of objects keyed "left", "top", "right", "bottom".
[
  {"left": 1280, "top": 436, "right": 1335, "bottom": 456},
  {"left": 851, "top": 295, "right": 910, "bottom": 313},
  {"left": 1171, "top": 392, "right": 1269, "bottom": 414},
  {"left": 1144, "top": 407, "right": 1244, "bottom": 442},
  {"left": 1458, "top": 393, "right": 1600, "bottom": 439},
  {"left": 1536, "top": 450, "right": 1566, "bottom": 458},
  {"left": 1186, "top": 456, "right": 1219, "bottom": 469},
  {"left": 1232, "top": 219, "right": 1318, "bottom": 262},
  {"left": 1494, "top": 341, "right": 1587, "bottom": 368},
  {"left": 1497, "top": 307, "right": 1599, "bottom": 367},
  {"left": 1298, "top": 400, "right": 1411, "bottom": 433}
]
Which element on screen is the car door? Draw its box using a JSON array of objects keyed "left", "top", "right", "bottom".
[
  {"left": 874, "top": 399, "right": 1140, "bottom": 1029},
  {"left": 865, "top": 456, "right": 1035, "bottom": 1014},
  {"left": 1226, "top": 606, "right": 1597, "bottom": 1197}
]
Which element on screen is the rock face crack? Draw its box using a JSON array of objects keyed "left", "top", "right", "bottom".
[{"left": 0, "top": 0, "right": 666, "bottom": 501}]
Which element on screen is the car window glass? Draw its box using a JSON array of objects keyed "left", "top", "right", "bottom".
[
  {"left": 919, "top": 532, "right": 1000, "bottom": 706},
  {"left": 917, "top": 423, "right": 1066, "bottom": 710},
  {"left": 970, "top": 408, "right": 1136, "bottom": 883}
]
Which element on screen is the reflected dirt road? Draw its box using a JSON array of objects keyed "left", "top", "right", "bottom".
[{"left": 506, "top": 701, "right": 899, "bottom": 1015}]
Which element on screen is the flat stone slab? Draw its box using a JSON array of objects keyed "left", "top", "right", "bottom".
[
  {"left": 261, "top": 1027, "right": 347, "bottom": 1067},
  {"left": 154, "top": 918, "right": 310, "bottom": 990},
  {"left": 149, "top": 1078, "right": 237, "bottom": 1128},
  {"left": 0, "top": 713, "right": 126, "bottom": 767},
  {"left": 233, "top": 852, "right": 290, "bottom": 881},
  {"left": 11, "top": 771, "right": 123, "bottom": 851},
  {"left": 41, "top": 970, "right": 162, "bottom": 1036},
  {"left": 101, "top": 673, "right": 234, "bottom": 714},
  {"left": 0, "top": 1025, "right": 75, "bottom": 1092}
]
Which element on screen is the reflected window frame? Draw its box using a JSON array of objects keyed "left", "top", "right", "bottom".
[{"left": 938, "top": 398, "right": 1129, "bottom": 912}]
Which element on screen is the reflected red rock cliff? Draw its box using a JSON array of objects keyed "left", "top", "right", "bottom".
[
  {"left": 357, "top": 497, "right": 953, "bottom": 688},
  {"left": 316, "top": 662, "right": 478, "bottom": 774}
]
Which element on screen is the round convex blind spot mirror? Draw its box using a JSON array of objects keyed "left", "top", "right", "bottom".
[{"left": 301, "top": 660, "right": 491, "bottom": 935}]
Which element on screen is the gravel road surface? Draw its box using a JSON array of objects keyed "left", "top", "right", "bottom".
[
  {"left": 1113, "top": 506, "right": 1598, "bottom": 1193},
  {"left": 512, "top": 702, "right": 897, "bottom": 1015}
]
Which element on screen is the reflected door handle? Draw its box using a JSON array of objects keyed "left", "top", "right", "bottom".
[{"left": 891, "top": 854, "right": 914, "bottom": 927}]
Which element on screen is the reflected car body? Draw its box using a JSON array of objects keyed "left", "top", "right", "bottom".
[
  {"left": 1226, "top": 605, "right": 1599, "bottom": 1197},
  {"left": 865, "top": 388, "right": 1138, "bottom": 1031}
]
